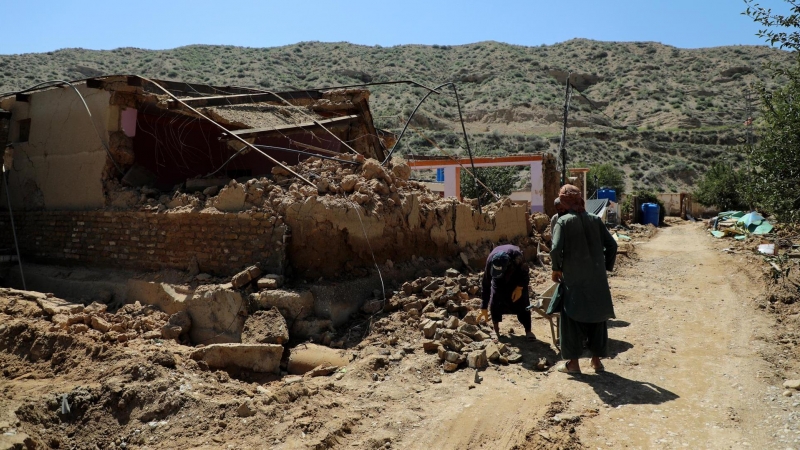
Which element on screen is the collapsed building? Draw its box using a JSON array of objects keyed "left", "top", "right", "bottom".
[{"left": 0, "top": 75, "right": 559, "bottom": 348}]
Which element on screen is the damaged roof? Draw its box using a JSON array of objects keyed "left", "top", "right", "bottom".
[
  {"left": 0, "top": 75, "right": 390, "bottom": 197},
  {"left": 205, "top": 103, "right": 359, "bottom": 137}
]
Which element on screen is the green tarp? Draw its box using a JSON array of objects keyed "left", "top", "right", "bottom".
[{"left": 711, "top": 210, "right": 774, "bottom": 238}]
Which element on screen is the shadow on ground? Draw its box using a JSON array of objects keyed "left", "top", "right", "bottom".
[
  {"left": 502, "top": 334, "right": 561, "bottom": 371},
  {"left": 572, "top": 371, "right": 679, "bottom": 407},
  {"left": 608, "top": 338, "right": 634, "bottom": 357},
  {"left": 608, "top": 320, "right": 630, "bottom": 328},
  {"left": 500, "top": 332, "right": 635, "bottom": 371}
]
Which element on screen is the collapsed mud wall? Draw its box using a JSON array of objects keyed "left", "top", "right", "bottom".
[
  {"left": 0, "top": 211, "right": 286, "bottom": 276},
  {"left": 1, "top": 150, "right": 536, "bottom": 281},
  {"left": 0, "top": 198, "right": 529, "bottom": 281},
  {"left": 284, "top": 195, "right": 529, "bottom": 279}
]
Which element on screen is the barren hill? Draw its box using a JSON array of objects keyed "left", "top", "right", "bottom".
[{"left": 0, "top": 39, "right": 792, "bottom": 192}]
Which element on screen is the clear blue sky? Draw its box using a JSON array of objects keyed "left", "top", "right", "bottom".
[{"left": 0, "top": 0, "right": 789, "bottom": 55}]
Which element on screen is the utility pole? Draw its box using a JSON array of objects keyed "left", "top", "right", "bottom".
[{"left": 558, "top": 73, "right": 573, "bottom": 186}]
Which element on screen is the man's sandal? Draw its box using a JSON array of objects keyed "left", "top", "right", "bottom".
[{"left": 556, "top": 362, "right": 581, "bottom": 375}]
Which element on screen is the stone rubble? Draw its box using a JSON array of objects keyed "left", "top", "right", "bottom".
[
  {"left": 370, "top": 270, "right": 535, "bottom": 374},
  {"left": 124, "top": 156, "right": 440, "bottom": 217},
  {"left": 1, "top": 288, "right": 169, "bottom": 345}
]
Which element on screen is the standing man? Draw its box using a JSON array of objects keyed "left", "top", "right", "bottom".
[
  {"left": 477, "top": 244, "right": 536, "bottom": 341},
  {"left": 550, "top": 184, "right": 618, "bottom": 374}
]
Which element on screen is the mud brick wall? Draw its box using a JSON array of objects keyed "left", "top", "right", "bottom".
[
  {"left": 283, "top": 196, "right": 530, "bottom": 279},
  {"left": 543, "top": 154, "right": 559, "bottom": 218},
  {"left": 0, "top": 211, "right": 286, "bottom": 276}
]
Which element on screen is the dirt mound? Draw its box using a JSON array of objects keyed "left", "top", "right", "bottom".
[
  {"left": 241, "top": 307, "right": 290, "bottom": 345},
  {"left": 0, "top": 289, "right": 170, "bottom": 379}
]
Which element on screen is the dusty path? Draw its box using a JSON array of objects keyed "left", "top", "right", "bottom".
[
  {"left": 402, "top": 221, "right": 783, "bottom": 449},
  {"left": 562, "top": 221, "right": 781, "bottom": 449}
]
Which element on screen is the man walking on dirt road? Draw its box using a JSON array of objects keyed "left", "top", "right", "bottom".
[
  {"left": 550, "top": 184, "right": 618, "bottom": 374},
  {"left": 478, "top": 244, "right": 537, "bottom": 341}
]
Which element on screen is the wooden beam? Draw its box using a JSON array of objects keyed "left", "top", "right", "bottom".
[
  {"left": 222, "top": 114, "right": 359, "bottom": 139},
  {"left": 167, "top": 90, "right": 323, "bottom": 109},
  {"left": 141, "top": 76, "right": 315, "bottom": 188}
]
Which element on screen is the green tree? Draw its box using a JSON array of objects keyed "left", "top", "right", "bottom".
[
  {"left": 744, "top": 0, "right": 800, "bottom": 50},
  {"left": 744, "top": 0, "right": 800, "bottom": 222},
  {"left": 586, "top": 163, "right": 626, "bottom": 197},
  {"left": 460, "top": 166, "right": 519, "bottom": 206},
  {"left": 744, "top": 71, "right": 800, "bottom": 222},
  {"left": 693, "top": 162, "right": 746, "bottom": 211}
]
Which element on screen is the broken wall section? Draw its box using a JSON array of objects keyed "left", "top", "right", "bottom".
[
  {"left": 284, "top": 195, "right": 529, "bottom": 279},
  {"left": 542, "top": 154, "right": 559, "bottom": 217},
  {"left": 0, "top": 211, "right": 286, "bottom": 276},
  {"left": 0, "top": 85, "right": 115, "bottom": 210}
]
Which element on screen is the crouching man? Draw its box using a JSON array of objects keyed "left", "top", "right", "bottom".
[{"left": 477, "top": 244, "right": 536, "bottom": 341}]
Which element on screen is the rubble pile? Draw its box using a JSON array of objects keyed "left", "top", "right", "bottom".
[
  {"left": 707, "top": 211, "right": 774, "bottom": 240},
  {"left": 0, "top": 268, "right": 563, "bottom": 448},
  {"left": 117, "top": 156, "right": 451, "bottom": 216},
  {"left": 358, "top": 268, "right": 547, "bottom": 374},
  {"left": 102, "top": 154, "right": 541, "bottom": 278},
  {"left": 0, "top": 288, "right": 171, "bottom": 345}
]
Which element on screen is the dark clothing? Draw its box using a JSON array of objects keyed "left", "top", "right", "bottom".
[
  {"left": 481, "top": 244, "right": 531, "bottom": 326},
  {"left": 550, "top": 212, "right": 617, "bottom": 323},
  {"left": 559, "top": 313, "right": 609, "bottom": 359},
  {"left": 499, "top": 310, "right": 532, "bottom": 330}
]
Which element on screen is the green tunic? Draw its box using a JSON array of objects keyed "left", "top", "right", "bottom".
[{"left": 550, "top": 212, "right": 617, "bottom": 323}]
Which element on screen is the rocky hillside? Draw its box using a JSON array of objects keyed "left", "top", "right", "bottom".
[{"left": 0, "top": 39, "right": 792, "bottom": 193}]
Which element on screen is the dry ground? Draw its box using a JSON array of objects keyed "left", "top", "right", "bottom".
[{"left": 0, "top": 221, "right": 796, "bottom": 449}]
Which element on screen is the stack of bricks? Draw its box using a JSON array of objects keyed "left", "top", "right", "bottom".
[{"left": 0, "top": 211, "right": 286, "bottom": 276}]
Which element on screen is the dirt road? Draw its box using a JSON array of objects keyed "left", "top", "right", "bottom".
[
  {"left": 402, "top": 221, "right": 786, "bottom": 449},
  {"left": 1, "top": 221, "right": 795, "bottom": 449},
  {"left": 558, "top": 221, "right": 785, "bottom": 449}
]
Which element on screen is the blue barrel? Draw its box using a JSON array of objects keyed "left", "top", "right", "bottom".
[
  {"left": 597, "top": 188, "right": 617, "bottom": 202},
  {"left": 436, "top": 168, "right": 444, "bottom": 182},
  {"left": 641, "top": 203, "right": 659, "bottom": 226}
]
